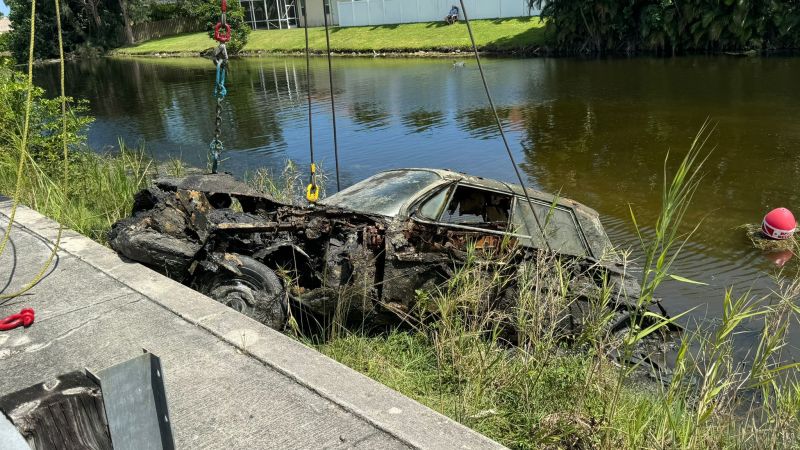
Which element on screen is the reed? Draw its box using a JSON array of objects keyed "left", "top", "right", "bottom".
[{"left": 0, "top": 140, "right": 152, "bottom": 243}]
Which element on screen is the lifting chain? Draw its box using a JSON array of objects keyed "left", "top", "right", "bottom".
[{"left": 209, "top": 0, "right": 230, "bottom": 174}]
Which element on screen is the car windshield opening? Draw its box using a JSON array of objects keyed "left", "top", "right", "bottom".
[
  {"left": 320, "top": 170, "right": 441, "bottom": 217},
  {"left": 440, "top": 185, "right": 512, "bottom": 231}
]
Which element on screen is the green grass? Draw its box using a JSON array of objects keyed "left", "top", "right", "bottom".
[
  {"left": 315, "top": 330, "right": 660, "bottom": 449},
  {"left": 308, "top": 244, "right": 800, "bottom": 448},
  {"left": 0, "top": 142, "right": 154, "bottom": 244},
  {"left": 113, "top": 31, "right": 221, "bottom": 55},
  {"left": 113, "top": 17, "right": 547, "bottom": 55}
]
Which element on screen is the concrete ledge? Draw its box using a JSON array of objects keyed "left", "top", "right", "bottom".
[{"left": 0, "top": 198, "right": 504, "bottom": 450}]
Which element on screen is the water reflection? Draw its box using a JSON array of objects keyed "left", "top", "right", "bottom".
[
  {"left": 401, "top": 109, "right": 445, "bottom": 134},
  {"left": 34, "top": 55, "right": 800, "bottom": 357}
]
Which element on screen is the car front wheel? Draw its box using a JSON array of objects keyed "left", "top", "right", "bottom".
[{"left": 194, "top": 255, "right": 287, "bottom": 330}]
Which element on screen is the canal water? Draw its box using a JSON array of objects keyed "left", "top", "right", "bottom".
[{"left": 35, "top": 56, "right": 800, "bottom": 358}]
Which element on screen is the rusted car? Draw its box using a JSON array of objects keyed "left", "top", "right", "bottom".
[{"left": 109, "top": 169, "right": 653, "bottom": 331}]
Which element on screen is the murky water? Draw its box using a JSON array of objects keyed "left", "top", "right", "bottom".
[{"left": 35, "top": 56, "right": 800, "bottom": 358}]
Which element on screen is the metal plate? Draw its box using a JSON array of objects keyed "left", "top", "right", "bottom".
[{"left": 97, "top": 351, "right": 174, "bottom": 450}]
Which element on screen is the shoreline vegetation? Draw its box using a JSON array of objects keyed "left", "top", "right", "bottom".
[
  {"left": 112, "top": 18, "right": 548, "bottom": 57},
  {"left": 2, "top": 65, "right": 800, "bottom": 448},
  {"left": 6, "top": 1, "right": 800, "bottom": 62}
]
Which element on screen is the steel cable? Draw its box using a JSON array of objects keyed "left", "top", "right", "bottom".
[
  {"left": 457, "top": 0, "right": 551, "bottom": 251},
  {"left": 302, "top": 0, "right": 315, "bottom": 166},
  {"left": 323, "top": 1, "right": 341, "bottom": 191},
  {"left": 301, "top": 0, "right": 320, "bottom": 202}
]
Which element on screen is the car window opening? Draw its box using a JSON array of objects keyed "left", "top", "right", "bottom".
[
  {"left": 440, "top": 185, "right": 512, "bottom": 231},
  {"left": 511, "top": 198, "right": 587, "bottom": 256},
  {"left": 418, "top": 186, "right": 451, "bottom": 220}
]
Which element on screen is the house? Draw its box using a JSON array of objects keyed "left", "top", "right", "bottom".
[
  {"left": 0, "top": 17, "right": 11, "bottom": 34},
  {"left": 240, "top": 0, "right": 301, "bottom": 29},
  {"left": 239, "top": 0, "right": 539, "bottom": 30},
  {"left": 334, "top": 0, "right": 539, "bottom": 27}
]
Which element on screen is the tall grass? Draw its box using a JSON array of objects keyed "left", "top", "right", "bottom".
[
  {"left": 0, "top": 141, "right": 153, "bottom": 243},
  {"left": 0, "top": 62, "right": 155, "bottom": 244},
  {"left": 246, "top": 160, "right": 329, "bottom": 205}
]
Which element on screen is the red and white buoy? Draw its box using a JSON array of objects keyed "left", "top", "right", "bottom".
[{"left": 762, "top": 208, "right": 797, "bottom": 240}]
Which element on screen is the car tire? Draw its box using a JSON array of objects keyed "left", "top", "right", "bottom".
[{"left": 196, "top": 255, "right": 287, "bottom": 330}]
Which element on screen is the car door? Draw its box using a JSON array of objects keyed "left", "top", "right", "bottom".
[
  {"left": 509, "top": 196, "right": 590, "bottom": 257},
  {"left": 380, "top": 182, "right": 516, "bottom": 310},
  {"left": 424, "top": 182, "right": 515, "bottom": 253}
]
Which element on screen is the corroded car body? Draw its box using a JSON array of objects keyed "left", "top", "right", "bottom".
[{"left": 109, "top": 169, "right": 648, "bottom": 330}]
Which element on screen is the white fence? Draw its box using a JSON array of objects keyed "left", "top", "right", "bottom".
[{"left": 336, "top": 0, "right": 539, "bottom": 27}]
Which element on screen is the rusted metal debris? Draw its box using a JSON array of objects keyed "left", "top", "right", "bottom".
[{"left": 109, "top": 170, "right": 668, "bottom": 334}]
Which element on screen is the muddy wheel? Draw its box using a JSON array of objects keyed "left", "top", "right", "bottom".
[{"left": 197, "top": 255, "right": 287, "bottom": 330}]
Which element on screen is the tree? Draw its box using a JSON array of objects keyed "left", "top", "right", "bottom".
[
  {"left": 5, "top": 0, "right": 252, "bottom": 60},
  {"left": 537, "top": 0, "right": 800, "bottom": 54},
  {"left": 6, "top": 0, "right": 124, "bottom": 61},
  {"left": 118, "top": 0, "right": 135, "bottom": 45}
]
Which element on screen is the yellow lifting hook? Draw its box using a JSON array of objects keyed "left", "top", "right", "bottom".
[{"left": 306, "top": 163, "right": 320, "bottom": 203}]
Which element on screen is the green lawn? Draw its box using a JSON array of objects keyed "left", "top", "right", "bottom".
[{"left": 114, "top": 17, "right": 547, "bottom": 55}]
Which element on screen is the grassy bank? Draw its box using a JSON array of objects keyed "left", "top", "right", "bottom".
[
  {"left": 2, "top": 62, "right": 799, "bottom": 448},
  {"left": 113, "top": 17, "right": 547, "bottom": 56}
]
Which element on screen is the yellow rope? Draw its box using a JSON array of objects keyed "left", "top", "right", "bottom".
[
  {"left": 0, "top": 0, "right": 68, "bottom": 300},
  {"left": 0, "top": 0, "right": 37, "bottom": 258}
]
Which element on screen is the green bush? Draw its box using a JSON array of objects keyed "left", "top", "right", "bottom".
[
  {"left": 537, "top": 0, "right": 800, "bottom": 54},
  {"left": 0, "top": 33, "right": 11, "bottom": 53},
  {"left": 6, "top": 0, "right": 124, "bottom": 61},
  {"left": 0, "top": 64, "right": 152, "bottom": 242},
  {"left": 0, "top": 65, "right": 92, "bottom": 167},
  {"left": 147, "top": 2, "right": 185, "bottom": 21}
]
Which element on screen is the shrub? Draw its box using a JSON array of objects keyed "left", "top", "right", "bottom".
[
  {"left": 0, "top": 32, "right": 11, "bottom": 53},
  {"left": 0, "top": 65, "right": 92, "bottom": 167},
  {"left": 536, "top": 0, "right": 800, "bottom": 54},
  {"left": 0, "top": 64, "right": 152, "bottom": 242},
  {"left": 5, "top": 0, "right": 123, "bottom": 61}
]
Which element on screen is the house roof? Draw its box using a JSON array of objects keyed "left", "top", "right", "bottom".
[{"left": 0, "top": 17, "right": 11, "bottom": 33}]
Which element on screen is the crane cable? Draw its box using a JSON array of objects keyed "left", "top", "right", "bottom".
[
  {"left": 302, "top": 0, "right": 320, "bottom": 202},
  {"left": 322, "top": 2, "right": 341, "bottom": 192},
  {"left": 0, "top": 0, "right": 69, "bottom": 301},
  {"left": 457, "top": 0, "right": 551, "bottom": 252}
]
